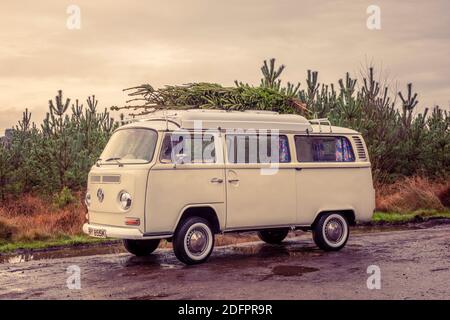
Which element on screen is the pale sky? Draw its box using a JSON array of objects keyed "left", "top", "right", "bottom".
[{"left": 1, "top": 0, "right": 449, "bottom": 133}]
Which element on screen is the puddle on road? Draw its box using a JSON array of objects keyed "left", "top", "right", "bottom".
[
  {"left": 231, "top": 243, "right": 290, "bottom": 257},
  {"left": 272, "top": 265, "right": 319, "bottom": 276},
  {"left": 0, "top": 242, "right": 125, "bottom": 264},
  {"left": 258, "top": 264, "right": 319, "bottom": 281},
  {"left": 230, "top": 241, "right": 323, "bottom": 259},
  {"left": 119, "top": 255, "right": 181, "bottom": 270}
]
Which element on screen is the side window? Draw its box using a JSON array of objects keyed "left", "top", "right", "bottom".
[
  {"left": 295, "top": 136, "right": 355, "bottom": 162},
  {"left": 160, "top": 133, "right": 216, "bottom": 163},
  {"left": 226, "top": 134, "right": 291, "bottom": 164}
]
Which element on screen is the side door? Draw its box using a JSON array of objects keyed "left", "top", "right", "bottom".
[
  {"left": 224, "top": 133, "right": 297, "bottom": 229},
  {"left": 146, "top": 131, "right": 226, "bottom": 233}
]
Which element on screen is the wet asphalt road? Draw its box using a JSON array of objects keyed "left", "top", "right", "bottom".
[{"left": 0, "top": 223, "right": 449, "bottom": 300}]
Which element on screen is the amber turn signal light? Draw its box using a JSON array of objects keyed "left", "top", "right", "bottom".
[{"left": 125, "top": 218, "right": 140, "bottom": 226}]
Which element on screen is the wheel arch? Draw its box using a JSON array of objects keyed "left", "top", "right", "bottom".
[
  {"left": 312, "top": 209, "right": 356, "bottom": 227},
  {"left": 175, "top": 205, "right": 221, "bottom": 234}
]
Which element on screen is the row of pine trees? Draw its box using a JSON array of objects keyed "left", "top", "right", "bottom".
[
  {"left": 0, "top": 59, "right": 449, "bottom": 200},
  {"left": 0, "top": 92, "right": 117, "bottom": 199}
]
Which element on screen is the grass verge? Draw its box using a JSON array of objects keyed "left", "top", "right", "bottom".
[
  {"left": 371, "top": 210, "right": 450, "bottom": 223},
  {"left": 0, "top": 234, "right": 111, "bottom": 253}
]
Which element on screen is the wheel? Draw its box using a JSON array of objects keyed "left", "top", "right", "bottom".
[
  {"left": 123, "top": 239, "right": 160, "bottom": 256},
  {"left": 312, "top": 213, "right": 349, "bottom": 251},
  {"left": 257, "top": 228, "right": 289, "bottom": 244},
  {"left": 173, "top": 217, "right": 215, "bottom": 265}
]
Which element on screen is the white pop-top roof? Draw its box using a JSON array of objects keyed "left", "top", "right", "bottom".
[{"left": 122, "top": 109, "right": 359, "bottom": 134}]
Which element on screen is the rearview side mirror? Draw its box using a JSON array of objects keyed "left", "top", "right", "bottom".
[{"left": 175, "top": 153, "right": 188, "bottom": 164}]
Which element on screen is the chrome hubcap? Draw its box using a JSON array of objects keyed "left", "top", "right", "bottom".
[
  {"left": 324, "top": 218, "right": 344, "bottom": 243},
  {"left": 186, "top": 228, "right": 208, "bottom": 255}
]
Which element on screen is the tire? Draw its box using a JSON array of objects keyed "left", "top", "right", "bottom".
[
  {"left": 123, "top": 239, "right": 160, "bottom": 256},
  {"left": 312, "top": 213, "right": 349, "bottom": 251},
  {"left": 173, "top": 217, "right": 215, "bottom": 265},
  {"left": 257, "top": 228, "right": 289, "bottom": 244}
]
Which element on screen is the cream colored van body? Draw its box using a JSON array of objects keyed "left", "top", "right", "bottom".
[{"left": 83, "top": 110, "right": 375, "bottom": 264}]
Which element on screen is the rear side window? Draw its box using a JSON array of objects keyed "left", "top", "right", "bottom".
[
  {"left": 226, "top": 134, "right": 291, "bottom": 164},
  {"left": 160, "top": 133, "right": 216, "bottom": 163},
  {"left": 295, "top": 136, "right": 355, "bottom": 162}
]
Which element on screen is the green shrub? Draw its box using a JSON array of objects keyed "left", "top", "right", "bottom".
[
  {"left": 52, "top": 187, "right": 76, "bottom": 209},
  {"left": 0, "top": 92, "right": 117, "bottom": 196}
]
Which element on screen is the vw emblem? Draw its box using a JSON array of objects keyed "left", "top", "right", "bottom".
[{"left": 97, "top": 188, "right": 104, "bottom": 202}]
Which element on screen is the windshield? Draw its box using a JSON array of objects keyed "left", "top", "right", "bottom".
[{"left": 100, "top": 129, "right": 158, "bottom": 164}]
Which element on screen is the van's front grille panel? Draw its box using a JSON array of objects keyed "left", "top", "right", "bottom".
[
  {"left": 352, "top": 136, "right": 367, "bottom": 160},
  {"left": 102, "top": 175, "right": 121, "bottom": 183},
  {"left": 90, "top": 175, "right": 121, "bottom": 184}
]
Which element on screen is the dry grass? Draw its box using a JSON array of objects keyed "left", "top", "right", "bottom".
[
  {"left": 0, "top": 194, "right": 86, "bottom": 241},
  {"left": 0, "top": 217, "right": 17, "bottom": 240},
  {"left": 437, "top": 184, "right": 450, "bottom": 208},
  {"left": 376, "top": 176, "right": 449, "bottom": 213}
]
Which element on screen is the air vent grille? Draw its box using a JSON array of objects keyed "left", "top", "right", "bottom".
[
  {"left": 90, "top": 175, "right": 121, "bottom": 184},
  {"left": 102, "top": 175, "right": 121, "bottom": 183},
  {"left": 352, "top": 136, "right": 367, "bottom": 161}
]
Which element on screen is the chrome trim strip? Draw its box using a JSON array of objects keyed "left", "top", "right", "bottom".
[{"left": 223, "top": 224, "right": 310, "bottom": 233}]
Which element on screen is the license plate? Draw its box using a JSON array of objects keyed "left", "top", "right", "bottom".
[{"left": 88, "top": 227, "right": 107, "bottom": 238}]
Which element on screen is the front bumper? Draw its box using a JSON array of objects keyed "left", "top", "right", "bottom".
[{"left": 82, "top": 223, "right": 172, "bottom": 240}]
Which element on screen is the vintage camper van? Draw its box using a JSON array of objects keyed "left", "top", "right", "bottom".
[{"left": 83, "top": 110, "right": 375, "bottom": 264}]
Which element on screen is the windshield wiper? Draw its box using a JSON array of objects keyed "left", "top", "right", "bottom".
[{"left": 105, "top": 157, "right": 124, "bottom": 167}]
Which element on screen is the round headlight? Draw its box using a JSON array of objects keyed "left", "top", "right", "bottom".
[
  {"left": 85, "top": 192, "right": 91, "bottom": 207},
  {"left": 119, "top": 191, "right": 132, "bottom": 210}
]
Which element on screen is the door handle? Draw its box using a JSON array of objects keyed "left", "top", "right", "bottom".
[
  {"left": 228, "top": 179, "right": 240, "bottom": 183},
  {"left": 210, "top": 178, "right": 224, "bottom": 183}
]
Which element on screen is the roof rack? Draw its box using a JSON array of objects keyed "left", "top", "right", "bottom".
[
  {"left": 309, "top": 118, "right": 332, "bottom": 133},
  {"left": 119, "top": 109, "right": 313, "bottom": 132},
  {"left": 122, "top": 110, "right": 181, "bottom": 122}
]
